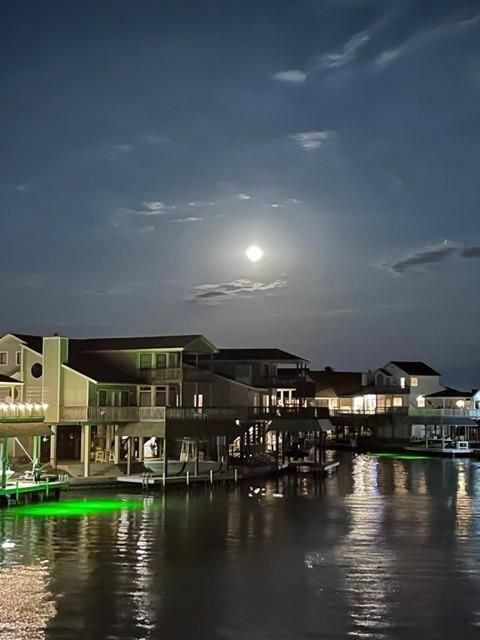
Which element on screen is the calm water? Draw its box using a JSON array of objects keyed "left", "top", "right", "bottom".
[{"left": 2, "top": 453, "right": 480, "bottom": 640}]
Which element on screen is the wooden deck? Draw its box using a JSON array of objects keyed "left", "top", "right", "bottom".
[{"left": 0, "top": 479, "right": 70, "bottom": 506}]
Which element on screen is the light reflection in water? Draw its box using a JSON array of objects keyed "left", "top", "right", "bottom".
[{"left": 0, "top": 562, "right": 56, "bottom": 640}]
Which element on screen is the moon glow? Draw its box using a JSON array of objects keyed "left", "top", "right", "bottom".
[{"left": 246, "top": 245, "right": 263, "bottom": 262}]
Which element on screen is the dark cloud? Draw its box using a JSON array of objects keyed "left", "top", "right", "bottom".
[
  {"left": 388, "top": 243, "right": 480, "bottom": 274},
  {"left": 191, "top": 278, "right": 287, "bottom": 304}
]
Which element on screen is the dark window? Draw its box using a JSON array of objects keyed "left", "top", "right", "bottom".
[
  {"left": 0, "top": 352, "right": 7, "bottom": 365},
  {"left": 120, "top": 391, "right": 129, "bottom": 406},
  {"left": 156, "top": 353, "right": 167, "bottom": 369},
  {"left": 155, "top": 387, "right": 167, "bottom": 406},
  {"left": 98, "top": 390, "right": 107, "bottom": 406},
  {"left": 139, "top": 353, "right": 152, "bottom": 369},
  {"left": 31, "top": 363, "right": 43, "bottom": 378}
]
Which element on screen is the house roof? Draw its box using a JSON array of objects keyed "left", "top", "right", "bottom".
[
  {"left": 309, "top": 370, "right": 364, "bottom": 396},
  {"left": 389, "top": 361, "right": 440, "bottom": 376},
  {"left": 72, "top": 334, "right": 213, "bottom": 352},
  {"left": 213, "top": 348, "right": 307, "bottom": 362},
  {"left": 425, "top": 387, "right": 472, "bottom": 399},
  {"left": 66, "top": 354, "right": 139, "bottom": 385},
  {"left": 0, "top": 374, "right": 23, "bottom": 384},
  {"left": 11, "top": 333, "right": 44, "bottom": 354}
]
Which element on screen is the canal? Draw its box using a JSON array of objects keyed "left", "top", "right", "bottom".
[{"left": 2, "top": 452, "right": 480, "bottom": 639}]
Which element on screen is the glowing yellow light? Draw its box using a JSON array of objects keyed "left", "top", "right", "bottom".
[{"left": 246, "top": 245, "right": 263, "bottom": 262}]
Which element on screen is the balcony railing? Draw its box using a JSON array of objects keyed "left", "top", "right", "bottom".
[
  {"left": 140, "top": 368, "right": 183, "bottom": 382},
  {"left": 182, "top": 367, "right": 214, "bottom": 382},
  {"left": 0, "top": 402, "right": 47, "bottom": 422},
  {"left": 409, "top": 407, "right": 480, "bottom": 418},
  {"left": 139, "top": 406, "right": 166, "bottom": 422},
  {"left": 331, "top": 407, "right": 407, "bottom": 416},
  {"left": 166, "top": 407, "right": 240, "bottom": 421},
  {"left": 247, "top": 406, "right": 329, "bottom": 420}
]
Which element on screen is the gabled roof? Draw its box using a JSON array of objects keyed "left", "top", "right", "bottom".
[
  {"left": 389, "top": 361, "right": 440, "bottom": 376},
  {"left": 72, "top": 334, "right": 214, "bottom": 353},
  {"left": 425, "top": 387, "right": 472, "bottom": 399},
  {"left": 0, "top": 374, "right": 23, "bottom": 384},
  {"left": 213, "top": 348, "right": 307, "bottom": 362},
  {"left": 8, "top": 333, "right": 43, "bottom": 354},
  {"left": 66, "top": 354, "right": 139, "bottom": 385},
  {"left": 309, "top": 370, "right": 363, "bottom": 396}
]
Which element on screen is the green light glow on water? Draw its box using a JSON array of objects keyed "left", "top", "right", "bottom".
[
  {"left": 14, "top": 498, "right": 143, "bottom": 517},
  {"left": 368, "top": 452, "right": 430, "bottom": 461}
]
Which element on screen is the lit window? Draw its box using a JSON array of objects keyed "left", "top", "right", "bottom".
[
  {"left": 456, "top": 400, "right": 465, "bottom": 409},
  {"left": 400, "top": 377, "right": 406, "bottom": 389},
  {"left": 417, "top": 395, "right": 425, "bottom": 408},
  {"left": 0, "top": 352, "right": 7, "bottom": 365},
  {"left": 393, "top": 397, "right": 403, "bottom": 407},
  {"left": 411, "top": 377, "right": 418, "bottom": 387},
  {"left": 16, "top": 351, "right": 21, "bottom": 365}
]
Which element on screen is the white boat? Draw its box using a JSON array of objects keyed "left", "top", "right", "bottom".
[
  {"left": 143, "top": 458, "right": 223, "bottom": 475},
  {"left": 404, "top": 439, "right": 473, "bottom": 457}
]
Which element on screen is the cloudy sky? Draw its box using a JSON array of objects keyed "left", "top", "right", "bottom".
[{"left": 1, "top": 0, "right": 480, "bottom": 385}]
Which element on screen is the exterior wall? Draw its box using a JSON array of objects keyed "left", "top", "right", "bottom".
[
  {"left": 212, "top": 361, "right": 280, "bottom": 387},
  {"left": 0, "top": 335, "right": 23, "bottom": 378},
  {"left": 383, "top": 363, "right": 443, "bottom": 406},
  {"left": 43, "top": 337, "right": 69, "bottom": 422},
  {"left": 22, "top": 347, "right": 44, "bottom": 404},
  {"left": 62, "top": 367, "right": 90, "bottom": 407}
]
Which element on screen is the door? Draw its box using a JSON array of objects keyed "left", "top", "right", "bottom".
[{"left": 57, "top": 425, "right": 81, "bottom": 460}]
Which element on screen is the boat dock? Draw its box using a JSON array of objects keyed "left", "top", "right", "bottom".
[
  {"left": 118, "top": 469, "right": 237, "bottom": 489},
  {"left": 0, "top": 478, "right": 70, "bottom": 507}
]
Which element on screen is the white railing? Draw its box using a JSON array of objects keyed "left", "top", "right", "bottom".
[
  {"left": 60, "top": 405, "right": 167, "bottom": 423},
  {"left": 139, "top": 406, "right": 166, "bottom": 422},
  {"left": 166, "top": 407, "right": 239, "bottom": 421},
  {"left": 0, "top": 402, "right": 47, "bottom": 421},
  {"left": 409, "top": 407, "right": 480, "bottom": 418}
]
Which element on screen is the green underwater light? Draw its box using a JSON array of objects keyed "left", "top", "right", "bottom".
[
  {"left": 14, "top": 498, "right": 143, "bottom": 518},
  {"left": 367, "top": 452, "right": 430, "bottom": 461}
]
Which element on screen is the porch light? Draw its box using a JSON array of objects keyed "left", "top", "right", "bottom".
[{"left": 456, "top": 400, "right": 465, "bottom": 408}]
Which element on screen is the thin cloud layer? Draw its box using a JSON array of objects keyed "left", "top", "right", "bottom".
[
  {"left": 172, "top": 216, "right": 203, "bottom": 223},
  {"left": 386, "top": 242, "right": 480, "bottom": 274},
  {"left": 375, "top": 12, "right": 480, "bottom": 69},
  {"left": 236, "top": 193, "right": 251, "bottom": 200},
  {"left": 320, "top": 31, "right": 370, "bottom": 69},
  {"left": 191, "top": 277, "right": 287, "bottom": 304},
  {"left": 290, "top": 130, "right": 333, "bottom": 151},
  {"left": 273, "top": 69, "right": 307, "bottom": 83}
]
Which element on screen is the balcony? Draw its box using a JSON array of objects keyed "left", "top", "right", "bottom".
[
  {"left": 0, "top": 402, "right": 47, "bottom": 423},
  {"left": 247, "top": 406, "right": 329, "bottom": 420},
  {"left": 60, "top": 405, "right": 167, "bottom": 423},
  {"left": 182, "top": 366, "right": 214, "bottom": 382},
  {"left": 140, "top": 367, "right": 183, "bottom": 383},
  {"left": 331, "top": 407, "right": 407, "bottom": 416}
]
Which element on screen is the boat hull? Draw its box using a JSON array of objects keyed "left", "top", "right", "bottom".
[{"left": 403, "top": 446, "right": 474, "bottom": 458}]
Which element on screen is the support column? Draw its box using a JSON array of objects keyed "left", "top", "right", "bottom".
[
  {"left": 138, "top": 436, "right": 144, "bottom": 462},
  {"left": 194, "top": 438, "right": 199, "bottom": 476},
  {"left": 50, "top": 425, "right": 58, "bottom": 468},
  {"left": 114, "top": 426, "right": 121, "bottom": 464},
  {"left": 32, "top": 435, "right": 41, "bottom": 463},
  {"left": 80, "top": 427, "right": 85, "bottom": 462},
  {"left": 83, "top": 424, "right": 91, "bottom": 478},
  {"left": 126, "top": 437, "right": 132, "bottom": 476}
]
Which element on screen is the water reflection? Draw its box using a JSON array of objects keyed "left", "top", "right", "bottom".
[{"left": 1, "top": 456, "right": 480, "bottom": 638}]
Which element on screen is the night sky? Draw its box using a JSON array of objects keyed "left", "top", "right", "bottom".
[{"left": 1, "top": 1, "right": 480, "bottom": 386}]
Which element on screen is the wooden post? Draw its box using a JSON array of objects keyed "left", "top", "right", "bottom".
[
  {"left": 162, "top": 437, "right": 168, "bottom": 479},
  {"left": 1, "top": 437, "right": 8, "bottom": 489},
  {"left": 138, "top": 436, "right": 145, "bottom": 462}
]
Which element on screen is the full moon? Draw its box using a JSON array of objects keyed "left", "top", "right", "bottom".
[{"left": 246, "top": 245, "right": 263, "bottom": 262}]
